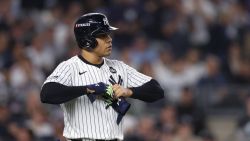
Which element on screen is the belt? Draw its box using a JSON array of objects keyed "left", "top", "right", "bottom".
[{"left": 70, "top": 139, "right": 118, "bottom": 141}]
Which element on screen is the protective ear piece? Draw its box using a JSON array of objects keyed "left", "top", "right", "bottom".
[{"left": 77, "top": 36, "right": 97, "bottom": 49}]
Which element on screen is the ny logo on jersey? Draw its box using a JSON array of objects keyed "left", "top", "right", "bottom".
[{"left": 109, "top": 75, "right": 123, "bottom": 85}]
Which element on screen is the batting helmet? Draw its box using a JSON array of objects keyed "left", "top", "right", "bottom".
[{"left": 74, "top": 13, "right": 118, "bottom": 49}]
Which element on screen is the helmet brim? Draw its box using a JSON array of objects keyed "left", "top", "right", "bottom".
[
  {"left": 92, "top": 26, "right": 118, "bottom": 36},
  {"left": 109, "top": 26, "right": 118, "bottom": 30}
]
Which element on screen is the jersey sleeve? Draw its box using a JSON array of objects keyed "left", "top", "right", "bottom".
[
  {"left": 121, "top": 62, "right": 152, "bottom": 87},
  {"left": 43, "top": 61, "right": 72, "bottom": 86}
]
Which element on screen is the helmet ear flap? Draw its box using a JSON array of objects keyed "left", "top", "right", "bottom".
[{"left": 76, "top": 36, "right": 97, "bottom": 49}]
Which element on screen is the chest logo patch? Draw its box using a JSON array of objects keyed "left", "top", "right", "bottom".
[{"left": 109, "top": 67, "right": 117, "bottom": 73}]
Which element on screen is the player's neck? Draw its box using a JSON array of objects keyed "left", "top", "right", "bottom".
[{"left": 80, "top": 51, "right": 103, "bottom": 65}]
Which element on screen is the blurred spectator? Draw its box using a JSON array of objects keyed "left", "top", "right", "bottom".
[
  {"left": 152, "top": 47, "right": 171, "bottom": 103},
  {"left": 0, "top": 105, "right": 13, "bottom": 141},
  {"left": 158, "top": 129, "right": 175, "bottom": 141},
  {"left": 27, "top": 109, "right": 55, "bottom": 141},
  {"left": 119, "top": 47, "right": 133, "bottom": 65},
  {"left": 0, "top": 31, "right": 12, "bottom": 69},
  {"left": 176, "top": 86, "right": 207, "bottom": 135},
  {"left": 157, "top": 56, "right": 205, "bottom": 102},
  {"left": 52, "top": 2, "right": 82, "bottom": 60},
  {"left": 25, "top": 89, "right": 44, "bottom": 117},
  {"left": 159, "top": 58, "right": 188, "bottom": 102},
  {"left": 172, "top": 121, "right": 202, "bottom": 141},
  {"left": 153, "top": 47, "right": 207, "bottom": 102},
  {"left": 159, "top": 0, "right": 190, "bottom": 57},
  {"left": 0, "top": 72, "right": 8, "bottom": 104},
  {"left": 199, "top": 130, "right": 217, "bottom": 141},
  {"left": 153, "top": 46, "right": 173, "bottom": 86},
  {"left": 109, "top": 0, "right": 141, "bottom": 47},
  {"left": 139, "top": 0, "right": 161, "bottom": 39},
  {"left": 129, "top": 35, "right": 158, "bottom": 69},
  {"left": 26, "top": 33, "right": 56, "bottom": 74},
  {"left": 7, "top": 122, "right": 35, "bottom": 141},
  {"left": 139, "top": 61, "right": 154, "bottom": 77},
  {"left": 198, "top": 55, "right": 226, "bottom": 86},
  {"left": 156, "top": 104, "right": 178, "bottom": 134},
  {"left": 227, "top": 41, "right": 250, "bottom": 84},
  {"left": 124, "top": 116, "right": 159, "bottom": 141},
  {"left": 183, "top": 48, "right": 207, "bottom": 85},
  {"left": 183, "top": 0, "right": 213, "bottom": 48},
  {"left": 9, "top": 55, "right": 44, "bottom": 97}
]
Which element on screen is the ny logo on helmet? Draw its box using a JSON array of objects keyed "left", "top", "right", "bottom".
[{"left": 103, "top": 18, "right": 109, "bottom": 25}]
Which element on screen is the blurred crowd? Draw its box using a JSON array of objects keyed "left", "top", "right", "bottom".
[{"left": 0, "top": 0, "right": 250, "bottom": 141}]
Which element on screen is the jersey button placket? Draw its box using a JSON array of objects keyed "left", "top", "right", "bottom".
[{"left": 98, "top": 67, "right": 113, "bottom": 138}]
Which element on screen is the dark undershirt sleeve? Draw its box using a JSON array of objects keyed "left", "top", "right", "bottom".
[
  {"left": 40, "top": 82, "right": 87, "bottom": 104},
  {"left": 41, "top": 79, "right": 164, "bottom": 104},
  {"left": 130, "top": 79, "right": 164, "bottom": 103}
]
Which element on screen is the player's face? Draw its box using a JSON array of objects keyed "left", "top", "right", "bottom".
[{"left": 94, "top": 33, "right": 112, "bottom": 57}]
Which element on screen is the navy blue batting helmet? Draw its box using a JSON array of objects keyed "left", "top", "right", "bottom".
[{"left": 74, "top": 13, "right": 118, "bottom": 49}]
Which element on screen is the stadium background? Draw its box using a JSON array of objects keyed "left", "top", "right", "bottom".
[{"left": 0, "top": 0, "right": 250, "bottom": 141}]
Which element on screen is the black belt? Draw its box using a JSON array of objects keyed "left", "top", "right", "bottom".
[{"left": 70, "top": 139, "right": 117, "bottom": 141}]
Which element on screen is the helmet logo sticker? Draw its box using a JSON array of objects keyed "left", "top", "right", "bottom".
[{"left": 75, "top": 23, "right": 90, "bottom": 28}]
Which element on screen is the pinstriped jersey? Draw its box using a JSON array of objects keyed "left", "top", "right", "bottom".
[{"left": 43, "top": 55, "right": 152, "bottom": 140}]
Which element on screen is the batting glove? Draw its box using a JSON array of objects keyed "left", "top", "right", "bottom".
[
  {"left": 86, "top": 82, "right": 109, "bottom": 103},
  {"left": 102, "top": 85, "right": 115, "bottom": 108}
]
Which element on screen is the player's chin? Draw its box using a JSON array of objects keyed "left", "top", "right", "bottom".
[
  {"left": 105, "top": 48, "right": 112, "bottom": 54},
  {"left": 103, "top": 51, "right": 112, "bottom": 56}
]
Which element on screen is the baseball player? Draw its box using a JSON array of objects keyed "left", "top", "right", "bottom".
[{"left": 40, "top": 13, "right": 164, "bottom": 141}]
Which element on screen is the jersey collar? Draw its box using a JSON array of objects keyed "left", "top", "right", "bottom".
[{"left": 77, "top": 55, "right": 104, "bottom": 68}]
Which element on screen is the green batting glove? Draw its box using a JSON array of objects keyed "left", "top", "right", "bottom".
[
  {"left": 103, "top": 85, "right": 114, "bottom": 108},
  {"left": 106, "top": 85, "right": 113, "bottom": 97}
]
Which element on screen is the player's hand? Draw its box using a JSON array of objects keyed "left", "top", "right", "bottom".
[
  {"left": 112, "top": 84, "right": 133, "bottom": 99},
  {"left": 86, "top": 82, "right": 115, "bottom": 104}
]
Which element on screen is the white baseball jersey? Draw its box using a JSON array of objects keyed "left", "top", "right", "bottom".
[{"left": 43, "top": 55, "right": 152, "bottom": 140}]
